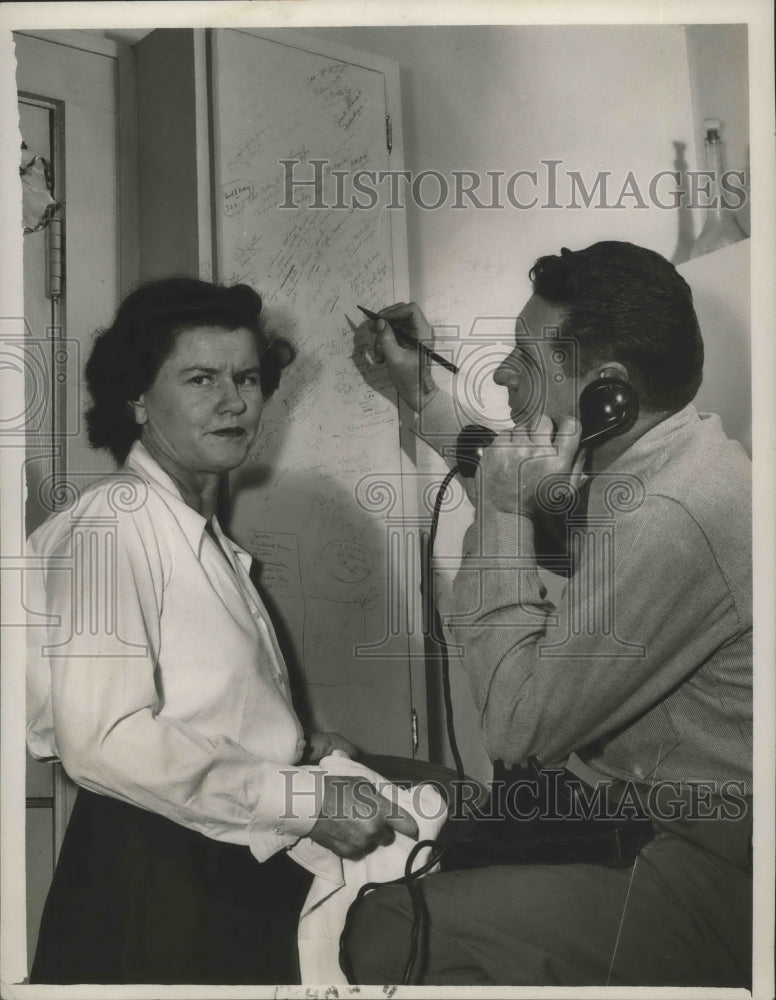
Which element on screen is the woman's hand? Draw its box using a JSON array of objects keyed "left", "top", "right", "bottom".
[
  {"left": 304, "top": 731, "right": 359, "bottom": 764},
  {"left": 359, "top": 302, "right": 439, "bottom": 413},
  {"left": 308, "top": 774, "right": 419, "bottom": 860}
]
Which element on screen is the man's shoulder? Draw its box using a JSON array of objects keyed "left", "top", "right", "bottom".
[
  {"left": 646, "top": 412, "right": 750, "bottom": 523},
  {"left": 595, "top": 409, "right": 749, "bottom": 528},
  {"left": 616, "top": 411, "right": 752, "bottom": 614}
]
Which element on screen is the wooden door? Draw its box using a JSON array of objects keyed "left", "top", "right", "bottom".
[{"left": 210, "top": 29, "right": 426, "bottom": 757}]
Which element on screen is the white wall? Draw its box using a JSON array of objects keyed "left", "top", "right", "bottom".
[
  {"left": 685, "top": 24, "right": 750, "bottom": 236},
  {"left": 311, "top": 25, "right": 696, "bottom": 313},
  {"left": 679, "top": 241, "right": 751, "bottom": 454}
]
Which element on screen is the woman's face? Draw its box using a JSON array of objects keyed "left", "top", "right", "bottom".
[{"left": 131, "top": 326, "right": 264, "bottom": 479}]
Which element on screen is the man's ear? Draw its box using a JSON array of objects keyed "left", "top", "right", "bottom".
[
  {"left": 596, "top": 362, "right": 629, "bottom": 383},
  {"left": 578, "top": 362, "right": 630, "bottom": 394},
  {"left": 128, "top": 396, "right": 148, "bottom": 426}
]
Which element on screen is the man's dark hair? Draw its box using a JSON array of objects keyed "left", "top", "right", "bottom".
[
  {"left": 85, "top": 276, "right": 295, "bottom": 463},
  {"left": 529, "top": 241, "right": 704, "bottom": 412}
]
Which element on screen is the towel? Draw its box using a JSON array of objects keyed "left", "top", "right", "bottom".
[{"left": 289, "top": 754, "right": 447, "bottom": 984}]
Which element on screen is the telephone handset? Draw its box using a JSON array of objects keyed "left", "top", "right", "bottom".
[
  {"left": 577, "top": 377, "right": 639, "bottom": 446},
  {"left": 455, "top": 378, "right": 639, "bottom": 477},
  {"left": 455, "top": 424, "right": 498, "bottom": 478}
]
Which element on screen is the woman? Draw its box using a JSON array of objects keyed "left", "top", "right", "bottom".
[{"left": 26, "top": 278, "right": 410, "bottom": 985}]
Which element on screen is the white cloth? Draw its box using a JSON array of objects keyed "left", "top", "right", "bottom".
[
  {"left": 290, "top": 754, "right": 448, "bottom": 984},
  {"left": 26, "top": 440, "right": 324, "bottom": 861}
]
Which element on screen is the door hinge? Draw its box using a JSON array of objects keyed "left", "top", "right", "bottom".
[
  {"left": 411, "top": 707, "right": 419, "bottom": 755},
  {"left": 386, "top": 114, "right": 393, "bottom": 155},
  {"left": 46, "top": 216, "right": 64, "bottom": 300}
]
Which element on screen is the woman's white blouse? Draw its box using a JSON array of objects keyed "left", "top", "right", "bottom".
[{"left": 26, "top": 441, "right": 323, "bottom": 861}]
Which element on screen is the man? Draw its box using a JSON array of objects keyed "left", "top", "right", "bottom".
[{"left": 347, "top": 242, "right": 752, "bottom": 986}]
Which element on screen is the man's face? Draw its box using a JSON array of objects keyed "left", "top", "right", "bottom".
[{"left": 492, "top": 294, "right": 579, "bottom": 430}]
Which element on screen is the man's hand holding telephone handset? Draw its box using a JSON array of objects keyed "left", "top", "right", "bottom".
[{"left": 365, "top": 301, "right": 640, "bottom": 513}]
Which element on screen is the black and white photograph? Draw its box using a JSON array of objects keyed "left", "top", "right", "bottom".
[{"left": 1, "top": 1, "right": 773, "bottom": 996}]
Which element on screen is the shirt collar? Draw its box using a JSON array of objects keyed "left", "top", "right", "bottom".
[
  {"left": 603, "top": 403, "right": 703, "bottom": 480},
  {"left": 209, "top": 509, "right": 254, "bottom": 573},
  {"left": 124, "top": 440, "right": 252, "bottom": 569}
]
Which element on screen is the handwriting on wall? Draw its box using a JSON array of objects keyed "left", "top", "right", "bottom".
[{"left": 213, "top": 31, "right": 412, "bottom": 751}]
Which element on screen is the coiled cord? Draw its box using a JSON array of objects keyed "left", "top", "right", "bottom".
[{"left": 340, "top": 467, "right": 465, "bottom": 984}]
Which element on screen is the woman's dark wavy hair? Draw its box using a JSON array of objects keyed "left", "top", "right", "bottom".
[
  {"left": 85, "top": 276, "right": 295, "bottom": 463},
  {"left": 529, "top": 241, "right": 704, "bottom": 412}
]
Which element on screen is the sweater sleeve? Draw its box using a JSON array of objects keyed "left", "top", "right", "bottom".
[{"left": 449, "top": 494, "right": 743, "bottom": 768}]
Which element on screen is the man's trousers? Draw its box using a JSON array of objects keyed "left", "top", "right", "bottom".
[{"left": 345, "top": 828, "right": 751, "bottom": 986}]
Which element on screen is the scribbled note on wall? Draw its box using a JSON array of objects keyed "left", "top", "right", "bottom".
[{"left": 210, "top": 30, "right": 414, "bottom": 753}]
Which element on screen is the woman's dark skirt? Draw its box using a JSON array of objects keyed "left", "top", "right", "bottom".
[{"left": 30, "top": 788, "right": 314, "bottom": 985}]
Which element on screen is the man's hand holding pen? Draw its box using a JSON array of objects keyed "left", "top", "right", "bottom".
[{"left": 359, "top": 302, "right": 440, "bottom": 412}]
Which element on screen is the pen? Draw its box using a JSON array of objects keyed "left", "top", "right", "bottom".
[{"left": 357, "top": 305, "right": 459, "bottom": 374}]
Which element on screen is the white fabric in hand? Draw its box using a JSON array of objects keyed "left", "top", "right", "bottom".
[{"left": 289, "top": 753, "right": 447, "bottom": 984}]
